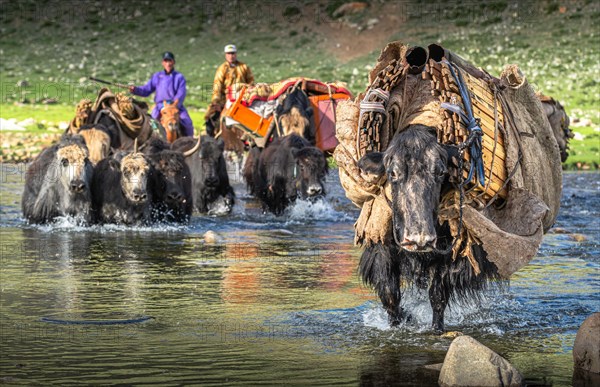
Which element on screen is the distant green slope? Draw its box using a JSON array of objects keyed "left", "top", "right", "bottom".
[{"left": 1, "top": 0, "right": 598, "bottom": 167}]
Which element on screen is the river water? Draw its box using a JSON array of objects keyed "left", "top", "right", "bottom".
[{"left": 0, "top": 165, "right": 598, "bottom": 386}]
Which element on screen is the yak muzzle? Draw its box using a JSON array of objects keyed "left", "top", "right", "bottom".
[
  {"left": 132, "top": 190, "right": 148, "bottom": 203},
  {"left": 400, "top": 234, "right": 437, "bottom": 253},
  {"left": 306, "top": 184, "right": 323, "bottom": 198},
  {"left": 168, "top": 191, "right": 185, "bottom": 204},
  {"left": 205, "top": 176, "right": 219, "bottom": 187},
  {"left": 70, "top": 180, "right": 86, "bottom": 193}
]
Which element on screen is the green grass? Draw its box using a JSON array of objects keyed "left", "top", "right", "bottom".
[
  {"left": 1, "top": 0, "right": 598, "bottom": 168},
  {"left": 0, "top": 104, "right": 73, "bottom": 126},
  {"left": 565, "top": 127, "right": 600, "bottom": 168}
]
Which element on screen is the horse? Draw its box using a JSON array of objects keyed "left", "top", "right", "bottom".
[{"left": 160, "top": 99, "right": 181, "bottom": 143}]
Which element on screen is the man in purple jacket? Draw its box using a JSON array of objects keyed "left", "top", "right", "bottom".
[{"left": 129, "top": 51, "right": 194, "bottom": 136}]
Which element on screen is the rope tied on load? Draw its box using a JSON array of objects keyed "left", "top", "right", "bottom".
[{"left": 440, "top": 60, "right": 486, "bottom": 188}]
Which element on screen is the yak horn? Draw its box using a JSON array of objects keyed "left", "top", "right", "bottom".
[
  {"left": 183, "top": 135, "right": 202, "bottom": 157},
  {"left": 133, "top": 137, "right": 138, "bottom": 153},
  {"left": 214, "top": 117, "right": 226, "bottom": 139}
]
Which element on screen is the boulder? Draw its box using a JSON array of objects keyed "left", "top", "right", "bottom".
[
  {"left": 573, "top": 313, "right": 600, "bottom": 374},
  {"left": 439, "top": 335, "right": 523, "bottom": 387}
]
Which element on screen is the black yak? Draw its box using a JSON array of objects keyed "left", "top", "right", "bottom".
[
  {"left": 93, "top": 112, "right": 122, "bottom": 149},
  {"left": 141, "top": 136, "right": 171, "bottom": 155},
  {"left": 145, "top": 144, "right": 193, "bottom": 222},
  {"left": 91, "top": 152, "right": 154, "bottom": 225},
  {"left": 242, "top": 145, "right": 262, "bottom": 196},
  {"left": 357, "top": 124, "right": 499, "bottom": 332},
  {"left": 22, "top": 134, "right": 94, "bottom": 224},
  {"left": 273, "top": 88, "right": 315, "bottom": 144},
  {"left": 250, "top": 134, "right": 328, "bottom": 215},
  {"left": 171, "top": 135, "right": 235, "bottom": 215}
]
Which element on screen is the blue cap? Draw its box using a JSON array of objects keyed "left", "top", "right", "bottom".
[{"left": 162, "top": 51, "right": 175, "bottom": 61}]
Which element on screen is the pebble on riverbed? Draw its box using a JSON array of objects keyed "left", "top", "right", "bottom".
[{"left": 203, "top": 230, "right": 224, "bottom": 244}]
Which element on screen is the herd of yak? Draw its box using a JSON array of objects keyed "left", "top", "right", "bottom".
[
  {"left": 21, "top": 92, "right": 328, "bottom": 225},
  {"left": 19, "top": 69, "right": 573, "bottom": 333}
]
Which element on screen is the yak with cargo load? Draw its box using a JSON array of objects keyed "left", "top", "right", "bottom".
[{"left": 335, "top": 41, "right": 566, "bottom": 332}]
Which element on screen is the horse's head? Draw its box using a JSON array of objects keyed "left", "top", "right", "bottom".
[{"left": 161, "top": 99, "right": 181, "bottom": 143}]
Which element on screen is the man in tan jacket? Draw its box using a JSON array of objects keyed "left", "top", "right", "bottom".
[{"left": 206, "top": 44, "right": 254, "bottom": 136}]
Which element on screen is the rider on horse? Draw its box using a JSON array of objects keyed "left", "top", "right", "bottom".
[
  {"left": 205, "top": 44, "right": 254, "bottom": 136},
  {"left": 129, "top": 51, "right": 194, "bottom": 138}
]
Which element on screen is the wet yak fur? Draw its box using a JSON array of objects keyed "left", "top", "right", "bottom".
[
  {"left": 171, "top": 136, "right": 235, "bottom": 214},
  {"left": 250, "top": 134, "right": 327, "bottom": 215},
  {"left": 91, "top": 152, "right": 154, "bottom": 225},
  {"left": 274, "top": 88, "right": 315, "bottom": 144},
  {"left": 22, "top": 134, "right": 94, "bottom": 224},
  {"left": 242, "top": 146, "right": 262, "bottom": 196},
  {"left": 145, "top": 145, "right": 193, "bottom": 222},
  {"left": 357, "top": 124, "right": 499, "bottom": 332}
]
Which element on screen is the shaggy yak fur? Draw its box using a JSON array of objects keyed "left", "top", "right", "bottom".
[
  {"left": 249, "top": 134, "right": 327, "bottom": 215},
  {"left": 357, "top": 124, "right": 499, "bottom": 332},
  {"left": 22, "top": 134, "right": 94, "bottom": 224},
  {"left": 242, "top": 145, "right": 262, "bottom": 196},
  {"left": 171, "top": 136, "right": 235, "bottom": 214},
  {"left": 77, "top": 124, "right": 115, "bottom": 165},
  {"left": 91, "top": 152, "right": 154, "bottom": 225},
  {"left": 145, "top": 142, "right": 193, "bottom": 222},
  {"left": 273, "top": 88, "right": 315, "bottom": 143}
]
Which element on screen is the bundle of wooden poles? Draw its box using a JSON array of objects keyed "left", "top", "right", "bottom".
[{"left": 423, "top": 59, "right": 509, "bottom": 202}]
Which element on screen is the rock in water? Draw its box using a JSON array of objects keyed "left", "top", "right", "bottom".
[
  {"left": 573, "top": 313, "right": 600, "bottom": 374},
  {"left": 203, "top": 230, "right": 223, "bottom": 244},
  {"left": 439, "top": 335, "right": 523, "bottom": 387}
]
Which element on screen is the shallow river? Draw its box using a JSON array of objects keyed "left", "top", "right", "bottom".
[{"left": 0, "top": 165, "right": 598, "bottom": 386}]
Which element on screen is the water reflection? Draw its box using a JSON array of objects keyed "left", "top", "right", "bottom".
[{"left": 0, "top": 172, "right": 598, "bottom": 385}]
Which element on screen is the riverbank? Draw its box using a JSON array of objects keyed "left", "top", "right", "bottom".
[{"left": 0, "top": 108, "right": 597, "bottom": 169}]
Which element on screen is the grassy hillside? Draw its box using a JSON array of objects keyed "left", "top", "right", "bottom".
[{"left": 1, "top": 0, "right": 598, "bottom": 167}]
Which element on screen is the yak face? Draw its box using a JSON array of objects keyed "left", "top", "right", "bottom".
[
  {"left": 150, "top": 151, "right": 190, "bottom": 207},
  {"left": 120, "top": 153, "right": 151, "bottom": 204},
  {"left": 292, "top": 146, "right": 327, "bottom": 200},
  {"left": 55, "top": 144, "right": 93, "bottom": 197},
  {"left": 23, "top": 135, "right": 93, "bottom": 224},
  {"left": 197, "top": 137, "right": 226, "bottom": 188},
  {"left": 79, "top": 126, "right": 111, "bottom": 165},
  {"left": 256, "top": 134, "right": 326, "bottom": 215},
  {"left": 358, "top": 125, "right": 448, "bottom": 252}
]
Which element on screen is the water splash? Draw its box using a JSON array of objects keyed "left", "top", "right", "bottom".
[
  {"left": 361, "top": 287, "right": 520, "bottom": 335},
  {"left": 28, "top": 216, "right": 187, "bottom": 233},
  {"left": 286, "top": 198, "right": 352, "bottom": 223}
]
